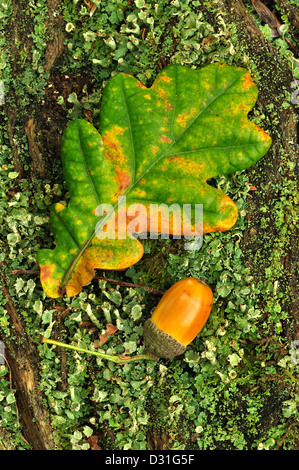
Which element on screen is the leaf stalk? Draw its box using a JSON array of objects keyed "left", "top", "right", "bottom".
[{"left": 40, "top": 336, "right": 158, "bottom": 364}]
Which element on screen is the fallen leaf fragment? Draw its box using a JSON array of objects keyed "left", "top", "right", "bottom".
[
  {"left": 84, "top": 0, "right": 97, "bottom": 16},
  {"left": 98, "top": 323, "right": 118, "bottom": 346},
  {"left": 88, "top": 435, "right": 102, "bottom": 450}
]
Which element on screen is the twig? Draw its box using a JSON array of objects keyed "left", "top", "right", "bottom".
[
  {"left": 94, "top": 275, "right": 165, "bottom": 295},
  {"left": 11, "top": 269, "right": 165, "bottom": 295},
  {"left": 11, "top": 269, "right": 39, "bottom": 275},
  {"left": 276, "top": 422, "right": 297, "bottom": 450}
]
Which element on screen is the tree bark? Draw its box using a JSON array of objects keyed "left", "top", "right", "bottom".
[
  {"left": 1, "top": 281, "right": 55, "bottom": 449},
  {"left": 5, "top": 0, "right": 66, "bottom": 179},
  {"left": 1, "top": 0, "right": 66, "bottom": 450},
  {"left": 219, "top": 0, "right": 298, "bottom": 336}
]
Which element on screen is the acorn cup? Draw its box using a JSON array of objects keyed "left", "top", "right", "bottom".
[{"left": 143, "top": 277, "right": 213, "bottom": 360}]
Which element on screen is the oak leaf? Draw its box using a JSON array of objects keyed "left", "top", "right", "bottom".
[{"left": 37, "top": 63, "right": 271, "bottom": 298}]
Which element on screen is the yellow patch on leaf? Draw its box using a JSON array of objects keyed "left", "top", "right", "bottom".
[
  {"left": 102, "top": 126, "right": 126, "bottom": 162},
  {"left": 159, "top": 75, "right": 172, "bottom": 82},
  {"left": 165, "top": 156, "right": 204, "bottom": 175},
  {"left": 115, "top": 167, "right": 131, "bottom": 190},
  {"left": 176, "top": 107, "right": 198, "bottom": 127},
  {"left": 241, "top": 73, "right": 254, "bottom": 90},
  {"left": 40, "top": 264, "right": 62, "bottom": 298},
  {"left": 55, "top": 202, "right": 66, "bottom": 213}
]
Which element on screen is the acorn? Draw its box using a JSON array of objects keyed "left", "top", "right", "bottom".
[{"left": 143, "top": 277, "right": 213, "bottom": 360}]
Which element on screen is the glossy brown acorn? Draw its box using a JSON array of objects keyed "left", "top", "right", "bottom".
[{"left": 143, "top": 277, "right": 213, "bottom": 360}]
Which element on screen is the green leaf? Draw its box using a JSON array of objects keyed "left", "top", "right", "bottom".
[{"left": 37, "top": 63, "right": 271, "bottom": 298}]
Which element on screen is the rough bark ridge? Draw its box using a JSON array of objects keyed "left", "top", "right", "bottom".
[
  {"left": 1, "top": 0, "right": 298, "bottom": 450},
  {"left": 2, "top": 0, "right": 65, "bottom": 450},
  {"left": 1, "top": 281, "right": 55, "bottom": 450},
  {"left": 5, "top": 0, "right": 66, "bottom": 180},
  {"left": 221, "top": 1, "right": 298, "bottom": 334}
]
